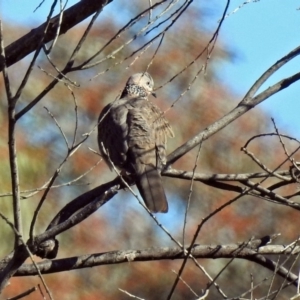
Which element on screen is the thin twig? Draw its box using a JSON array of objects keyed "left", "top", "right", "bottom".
[
  {"left": 0, "top": 212, "right": 53, "bottom": 299},
  {"left": 224, "top": 0, "right": 260, "bottom": 19},
  {"left": 74, "top": 0, "right": 173, "bottom": 71},
  {"left": 44, "top": 106, "right": 70, "bottom": 149},
  {"left": 86, "top": 0, "right": 191, "bottom": 78},
  {"left": 13, "top": 0, "right": 59, "bottom": 102},
  {"left": 242, "top": 147, "right": 290, "bottom": 181},
  {"left": 0, "top": 21, "right": 23, "bottom": 247},
  {"left": 45, "top": 0, "right": 66, "bottom": 53},
  {"left": 148, "top": 0, "right": 153, "bottom": 23},
  {"left": 68, "top": 5, "right": 104, "bottom": 66},
  {"left": 6, "top": 286, "right": 37, "bottom": 300},
  {"left": 183, "top": 141, "right": 202, "bottom": 247},
  {"left": 37, "top": 284, "right": 46, "bottom": 299},
  {"left": 15, "top": 2, "right": 106, "bottom": 121},
  {"left": 0, "top": 159, "right": 100, "bottom": 199},
  {"left": 118, "top": 288, "right": 145, "bottom": 300},
  {"left": 271, "top": 119, "right": 300, "bottom": 183},
  {"left": 171, "top": 270, "right": 199, "bottom": 297},
  {"left": 71, "top": 88, "right": 79, "bottom": 147},
  {"left": 232, "top": 277, "right": 269, "bottom": 300},
  {"left": 38, "top": 55, "right": 79, "bottom": 87}
]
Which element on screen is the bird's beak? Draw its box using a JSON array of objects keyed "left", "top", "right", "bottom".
[{"left": 152, "top": 92, "right": 157, "bottom": 98}]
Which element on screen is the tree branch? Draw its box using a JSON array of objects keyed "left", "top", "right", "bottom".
[
  {"left": 163, "top": 168, "right": 291, "bottom": 181},
  {"left": 243, "top": 45, "right": 300, "bottom": 99},
  {"left": 167, "top": 45, "right": 300, "bottom": 166},
  {"left": 0, "top": 22, "right": 23, "bottom": 246},
  {"left": 34, "top": 179, "right": 120, "bottom": 246},
  {"left": 10, "top": 243, "right": 298, "bottom": 286},
  {"left": 1, "top": 0, "right": 112, "bottom": 70}
]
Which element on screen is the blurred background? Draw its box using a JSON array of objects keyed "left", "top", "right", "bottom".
[{"left": 1, "top": 1, "right": 300, "bottom": 299}]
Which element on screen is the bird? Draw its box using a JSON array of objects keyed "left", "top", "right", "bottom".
[{"left": 97, "top": 72, "right": 174, "bottom": 213}]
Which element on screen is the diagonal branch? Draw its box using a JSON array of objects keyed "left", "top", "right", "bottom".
[
  {"left": 34, "top": 179, "right": 120, "bottom": 246},
  {"left": 243, "top": 45, "right": 300, "bottom": 99},
  {"left": 167, "top": 46, "right": 300, "bottom": 166},
  {"left": 1, "top": 0, "right": 112, "bottom": 70}
]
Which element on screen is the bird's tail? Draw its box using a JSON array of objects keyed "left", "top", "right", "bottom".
[{"left": 135, "top": 165, "right": 168, "bottom": 213}]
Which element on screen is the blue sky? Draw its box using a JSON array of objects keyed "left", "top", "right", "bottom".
[
  {"left": 216, "top": 0, "right": 300, "bottom": 134},
  {"left": 1, "top": 0, "right": 300, "bottom": 134}
]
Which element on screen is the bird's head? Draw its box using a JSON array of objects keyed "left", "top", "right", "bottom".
[{"left": 125, "top": 72, "right": 156, "bottom": 98}]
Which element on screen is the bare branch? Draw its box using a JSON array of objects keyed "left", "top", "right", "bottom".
[
  {"left": 0, "top": 21, "right": 23, "bottom": 247},
  {"left": 164, "top": 168, "right": 291, "bottom": 181},
  {"left": 11, "top": 242, "right": 299, "bottom": 287},
  {"left": 183, "top": 141, "right": 203, "bottom": 247},
  {"left": 74, "top": 0, "right": 177, "bottom": 71},
  {"left": 15, "top": 74, "right": 63, "bottom": 120},
  {"left": 1, "top": 0, "right": 112, "bottom": 70},
  {"left": 44, "top": 0, "right": 66, "bottom": 54},
  {"left": 34, "top": 179, "right": 119, "bottom": 246},
  {"left": 0, "top": 212, "right": 51, "bottom": 296},
  {"left": 244, "top": 45, "right": 300, "bottom": 100},
  {"left": 13, "top": 0, "right": 60, "bottom": 102},
  {"left": 167, "top": 46, "right": 300, "bottom": 166},
  {"left": 6, "top": 286, "right": 37, "bottom": 300}
]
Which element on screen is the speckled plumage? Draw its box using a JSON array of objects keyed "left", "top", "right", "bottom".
[{"left": 97, "top": 72, "right": 174, "bottom": 213}]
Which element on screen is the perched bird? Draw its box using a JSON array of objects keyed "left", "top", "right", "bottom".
[{"left": 97, "top": 72, "right": 174, "bottom": 213}]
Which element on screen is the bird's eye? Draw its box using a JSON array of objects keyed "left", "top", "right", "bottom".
[{"left": 147, "top": 81, "right": 151, "bottom": 85}]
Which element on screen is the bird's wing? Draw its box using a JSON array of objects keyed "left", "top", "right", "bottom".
[
  {"left": 126, "top": 99, "right": 159, "bottom": 169},
  {"left": 97, "top": 100, "right": 129, "bottom": 170},
  {"left": 149, "top": 101, "right": 174, "bottom": 167},
  {"left": 126, "top": 97, "right": 174, "bottom": 170},
  {"left": 125, "top": 98, "right": 172, "bottom": 213}
]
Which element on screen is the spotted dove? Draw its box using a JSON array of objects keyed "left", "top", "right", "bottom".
[{"left": 97, "top": 72, "right": 174, "bottom": 213}]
